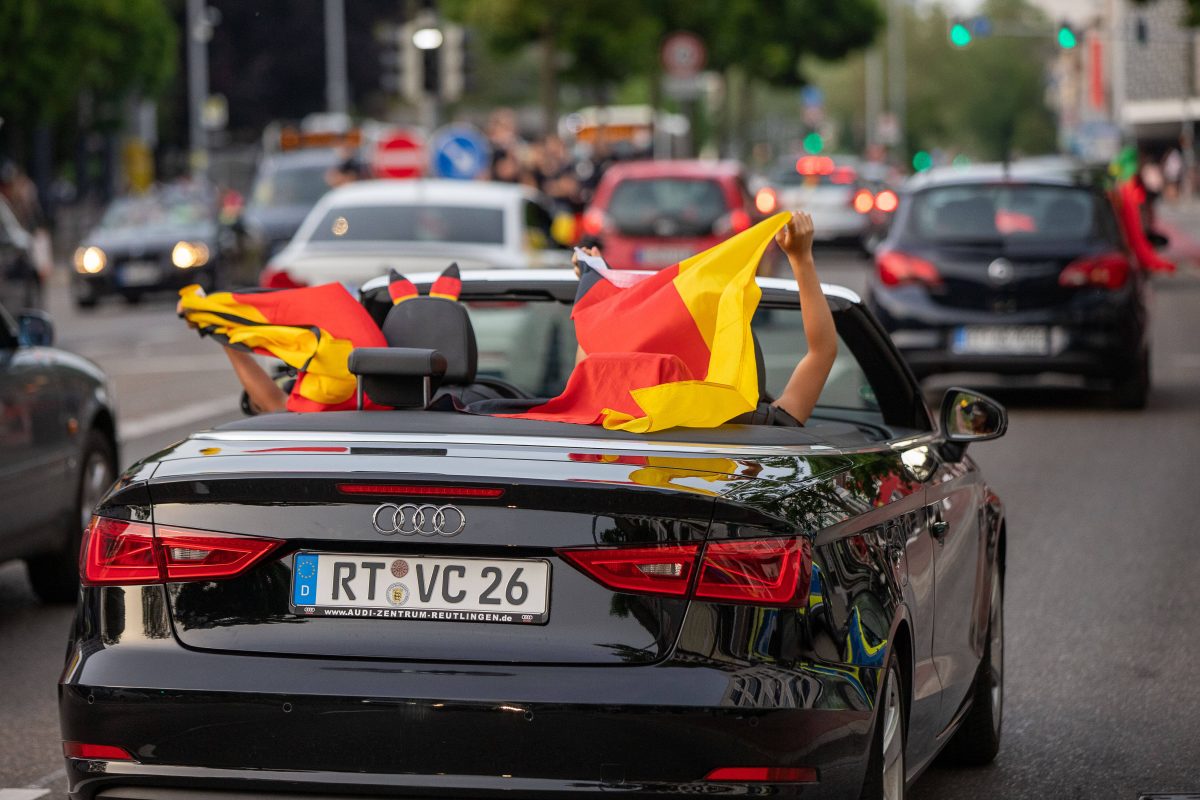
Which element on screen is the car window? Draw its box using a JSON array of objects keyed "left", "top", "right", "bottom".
[
  {"left": 455, "top": 297, "right": 881, "bottom": 420},
  {"left": 523, "top": 200, "right": 556, "bottom": 248},
  {"left": 251, "top": 164, "right": 332, "bottom": 208},
  {"left": 98, "top": 193, "right": 213, "bottom": 233},
  {"left": 908, "top": 184, "right": 1101, "bottom": 243},
  {"left": 309, "top": 205, "right": 506, "bottom": 245},
  {"left": 607, "top": 178, "right": 728, "bottom": 236},
  {"left": 752, "top": 306, "right": 880, "bottom": 414}
]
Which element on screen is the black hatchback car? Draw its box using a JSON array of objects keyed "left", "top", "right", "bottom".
[
  {"left": 865, "top": 164, "right": 1150, "bottom": 407},
  {"left": 59, "top": 271, "right": 1007, "bottom": 800}
]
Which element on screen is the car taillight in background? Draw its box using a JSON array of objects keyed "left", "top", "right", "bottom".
[
  {"left": 558, "top": 536, "right": 812, "bottom": 607},
  {"left": 754, "top": 187, "right": 779, "bottom": 215},
  {"left": 81, "top": 516, "right": 282, "bottom": 586},
  {"left": 874, "top": 189, "right": 899, "bottom": 213},
  {"left": 852, "top": 188, "right": 875, "bottom": 214},
  {"left": 259, "top": 267, "right": 308, "bottom": 289},
  {"left": 713, "top": 208, "right": 752, "bottom": 236},
  {"left": 581, "top": 209, "right": 609, "bottom": 237},
  {"left": 876, "top": 250, "right": 943, "bottom": 288},
  {"left": 796, "top": 156, "right": 835, "bottom": 176},
  {"left": 1058, "top": 252, "right": 1131, "bottom": 290}
]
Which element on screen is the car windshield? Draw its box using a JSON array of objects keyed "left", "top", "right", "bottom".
[
  {"left": 98, "top": 191, "right": 213, "bottom": 233},
  {"left": 909, "top": 184, "right": 1099, "bottom": 243},
  {"left": 460, "top": 296, "right": 880, "bottom": 415},
  {"left": 308, "top": 205, "right": 506, "bottom": 245},
  {"left": 607, "top": 178, "right": 727, "bottom": 236},
  {"left": 251, "top": 163, "right": 332, "bottom": 208}
]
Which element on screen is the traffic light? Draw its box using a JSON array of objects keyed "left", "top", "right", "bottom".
[
  {"left": 803, "top": 131, "right": 824, "bottom": 154},
  {"left": 949, "top": 19, "right": 972, "bottom": 48},
  {"left": 912, "top": 151, "right": 933, "bottom": 172},
  {"left": 1057, "top": 22, "right": 1077, "bottom": 49}
]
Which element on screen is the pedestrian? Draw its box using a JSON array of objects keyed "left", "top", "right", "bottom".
[
  {"left": 1163, "top": 146, "right": 1184, "bottom": 201},
  {"left": 1138, "top": 152, "right": 1165, "bottom": 229},
  {"left": 0, "top": 159, "right": 52, "bottom": 307}
]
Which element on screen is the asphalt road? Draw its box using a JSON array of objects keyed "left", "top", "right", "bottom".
[{"left": 2, "top": 252, "right": 1199, "bottom": 799}]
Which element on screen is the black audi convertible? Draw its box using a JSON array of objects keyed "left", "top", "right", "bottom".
[{"left": 59, "top": 270, "right": 1007, "bottom": 800}]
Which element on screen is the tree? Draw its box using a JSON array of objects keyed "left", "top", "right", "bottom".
[
  {"left": 1131, "top": 0, "right": 1200, "bottom": 27},
  {"left": 0, "top": 0, "right": 176, "bottom": 132}
]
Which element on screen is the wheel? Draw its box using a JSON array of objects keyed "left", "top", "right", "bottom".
[
  {"left": 940, "top": 558, "right": 1003, "bottom": 765},
  {"left": 1111, "top": 349, "right": 1150, "bottom": 410},
  {"left": 26, "top": 430, "right": 116, "bottom": 603},
  {"left": 122, "top": 291, "right": 144, "bottom": 305},
  {"left": 860, "top": 653, "right": 906, "bottom": 800},
  {"left": 73, "top": 281, "right": 99, "bottom": 309}
]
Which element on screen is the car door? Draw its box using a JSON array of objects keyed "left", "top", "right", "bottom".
[
  {"left": 925, "top": 449, "right": 989, "bottom": 733},
  {"left": 0, "top": 303, "right": 70, "bottom": 555}
]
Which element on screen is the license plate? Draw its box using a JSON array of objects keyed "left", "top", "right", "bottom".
[
  {"left": 290, "top": 552, "right": 550, "bottom": 624},
  {"left": 635, "top": 246, "right": 693, "bottom": 265},
  {"left": 951, "top": 325, "right": 1049, "bottom": 355},
  {"left": 119, "top": 261, "right": 161, "bottom": 287}
]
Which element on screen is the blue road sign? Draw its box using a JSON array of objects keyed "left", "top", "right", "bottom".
[{"left": 430, "top": 125, "right": 491, "bottom": 180}]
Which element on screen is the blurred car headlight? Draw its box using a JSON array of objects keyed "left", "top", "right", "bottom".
[
  {"left": 75, "top": 246, "right": 107, "bottom": 274},
  {"left": 172, "top": 241, "right": 210, "bottom": 269}
]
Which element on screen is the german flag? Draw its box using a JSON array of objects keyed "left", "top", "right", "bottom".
[
  {"left": 504, "top": 211, "right": 791, "bottom": 432},
  {"left": 178, "top": 282, "right": 388, "bottom": 411}
]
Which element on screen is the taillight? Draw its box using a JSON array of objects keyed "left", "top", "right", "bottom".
[
  {"left": 81, "top": 517, "right": 158, "bottom": 585},
  {"left": 694, "top": 538, "right": 811, "bottom": 606},
  {"left": 558, "top": 543, "right": 699, "bottom": 597},
  {"left": 559, "top": 536, "right": 812, "bottom": 607},
  {"left": 705, "top": 767, "right": 818, "bottom": 783},
  {"left": 714, "top": 209, "right": 752, "bottom": 236},
  {"left": 754, "top": 187, "right": 778, "bottom": 214},
  {"left": 81, "top": 516, "right": 282, "bottom": 585},
  {"left": 63, "top": 742, "right": 136, "bottom": 761},
  {"left": 874, "top": 189, "right": 899, "bottom": 213},
  {"left": 156, "top": 528, "right": 282, "bottom": 581},
  {"left": 1058, "top": 252, "right": 1130, "bottom": 290},
  {"left": 259, "top": 267, "right": 308, "bottom": 289},
  {"left": 852, "top": 188, "right": 875, "bottom": 214},
  {"left": 581, "top": 209, "right": 609, "bottom": 237},
  {"left": 876, "top": 250, "right": 942, "bottom": 287}
]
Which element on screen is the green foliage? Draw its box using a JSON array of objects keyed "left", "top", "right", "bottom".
[
  {"left": 0, "top": 0, "right": 176, "bottom": 126},
  {"left": 1130, "top": 0, "right": 1200, "bottom": 27}
]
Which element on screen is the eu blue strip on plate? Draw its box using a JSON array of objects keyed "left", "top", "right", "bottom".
[{"left": 293, "top": 553, "right": 319, "bottom": 606}]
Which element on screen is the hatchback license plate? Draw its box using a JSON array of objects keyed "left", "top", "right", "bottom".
[
  {"left": 952, "top": 326, "right": 1049, "bottom": 355},
  {"left": 290, "top": 552, "right": 550, "bottom": 624},
  {"left": 635, "top": 245, "right": 693, "bottom": 265}
]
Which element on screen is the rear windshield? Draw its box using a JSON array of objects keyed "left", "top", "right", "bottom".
[
  {"left": 908, "top": 184, "right": 1101, "bottom": 243},
  {"left": 608, "top": 178, "right": 728, "bottom": 236},
  {"left": 308, "top": 205, "right": 505, "bottom": 245}
]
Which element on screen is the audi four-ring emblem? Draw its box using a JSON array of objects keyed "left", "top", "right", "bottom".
[{"left": 371, "top": 504, "right": 467, "bottom": 536}]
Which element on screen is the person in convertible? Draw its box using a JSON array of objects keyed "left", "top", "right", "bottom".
[{"left": 180, "top": 210, "right": 835, "bottom": 427}]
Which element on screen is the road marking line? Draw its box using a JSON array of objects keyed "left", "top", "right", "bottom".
[
  {"left": 0, "top": 789, "right": 49, "bottom": 800},
  {"left": 25, "top": 767, "right": 65, "bottom": 788},
  {"left": 119, "top": 396, "right": 240, "bottom": 443}
]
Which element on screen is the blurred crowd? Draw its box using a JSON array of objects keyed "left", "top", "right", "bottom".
[{"left": 483, "top": 108, "right": 611, "bottom": 216}]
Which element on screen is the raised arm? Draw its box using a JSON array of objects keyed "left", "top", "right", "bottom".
[
  {"left": 225, "top": 348, "right": 288, "bottom": 414},
  {"left": 771, "top": 211, "right": 837, "bottom": 424}
]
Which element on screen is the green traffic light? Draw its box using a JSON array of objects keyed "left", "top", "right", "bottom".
[
  {"left": 913, "top": 151, "right": 933, "bottom": 171},
  {"left": 803, "top": 132, "right": 824, "bottom": 154},
  {"left": 1057, "top": 26, "right": 1077, "bottom": 49},
  {"left": 950, "top": 23, "right": 972, "bottom": 48}
]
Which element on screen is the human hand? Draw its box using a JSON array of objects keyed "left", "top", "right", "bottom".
[
  {"left": 775, "top": 211, "right": 815, "bottom": 264},
  {"left": 571, "top": 246, "right": 601, "bottom": 279}
]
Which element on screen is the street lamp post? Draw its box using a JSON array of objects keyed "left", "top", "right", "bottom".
[
  {"left": 324, "top": 0, "right": 350, "bottom": 115},
  {"left": 185, "top": 0, "right": 210, "bottom": 177}
]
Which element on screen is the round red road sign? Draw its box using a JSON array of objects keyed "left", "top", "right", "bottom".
[
  {"left": 373, "top": 128, "right": 425, "bottom": 179},
  {"left": 661, "top": 31, "right": 706, "bottom": 79}
]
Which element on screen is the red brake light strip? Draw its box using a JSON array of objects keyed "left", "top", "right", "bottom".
[{"left": 336, "top": 484, "right": 504, "bottom": 498}]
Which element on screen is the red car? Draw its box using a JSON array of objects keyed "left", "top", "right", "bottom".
[{"left": 581, "top": 160, "right": 761, "bottom": 269}]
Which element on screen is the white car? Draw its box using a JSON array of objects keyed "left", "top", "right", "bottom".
[{"left": 260, "top": 180, "right": 573, "bottom": 288}]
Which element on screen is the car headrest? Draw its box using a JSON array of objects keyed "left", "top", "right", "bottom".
[
  {"left": 381, "top": 297, "right": 477, "bottom": 385},
  {"left": 347, "top": 347, "right": 447, "bottom": 409}
]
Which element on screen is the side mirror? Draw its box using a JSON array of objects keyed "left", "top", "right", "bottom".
[
  {"left": 940, "top": 387, "right": 1007, "bottom": 442},
  {"left": 17, "top": 310, "right": 54, "bottom": 347},
  {"left": 1147, "top": 230, "right": 1170, "bottom": 249}
]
